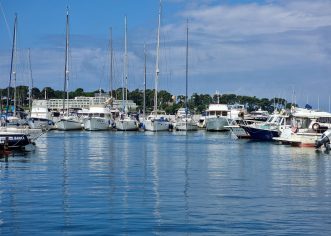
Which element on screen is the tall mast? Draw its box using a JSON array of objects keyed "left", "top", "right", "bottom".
[
  {"left": 28, "top": 48, "right": 33, "bottom": 112},
  {"left": 7, "top": 13, "right": 17, "bottom": 118},
  {"left": 63, "top": 7, "right": 70, "bottom": 115},
  {"left": 143, "top": 44, "right": 147, "bottom": 118},
  {"left": 125, "top": 15, "right": 128, "bottom": 112},
  {"left": 185, "top": 19, "right": 189, "bottom": 120},
  {"left": 154, "top": 0, "right": 162, "bottom": 112},
  {"left": 109, "top": 27, "right": 113, "bottom": 98}
]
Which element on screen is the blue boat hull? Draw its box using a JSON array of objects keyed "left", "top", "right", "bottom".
[
  {"left": 0, "top": 133, "right": 32, "bottom": 150},
  {"left": 241, "top": 126, "right": 279, "bottom": 141}
]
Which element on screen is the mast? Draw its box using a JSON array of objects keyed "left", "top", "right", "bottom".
[
  {"left": 154, "top": 0, "right": 161, "bottom": 113},
  {"left": 28, "top": 48, "right": 33, "bottom": 113},
  {"left": 109, "top": 27, "right": 113, "bottom": 99},
  {"left": 63, "top": 7, "right": 70, "bottom": 115},
  {"left": 7, "top": 13, "right": 17, "bottom": 118},
  {"left": 185, "top": 19, "right": 189, "bottom": 121},
  {"left": 122, "top": 16, "right": 128, "bottom": 113},
  {"left": 143, "top": 44, "right": 147, "bottom": 118}
]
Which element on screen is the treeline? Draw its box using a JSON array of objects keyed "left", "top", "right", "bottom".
[{"left": 0, "top": 86, "right": 296, "bottom": 114}]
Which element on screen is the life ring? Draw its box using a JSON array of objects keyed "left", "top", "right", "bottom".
[{"left": 312, "top": 123, "right": 320, "bottom": 132}]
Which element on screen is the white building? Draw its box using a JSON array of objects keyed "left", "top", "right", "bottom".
[{"left": 32, "top": 95, "right": 137, "bottom": 112}]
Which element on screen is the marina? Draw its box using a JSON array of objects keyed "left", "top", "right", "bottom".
[{"left": 1, "top": 0, "right": 331, "bottom": 235}]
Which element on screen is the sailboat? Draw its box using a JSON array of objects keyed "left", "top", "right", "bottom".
[
  {"left": 56, "top": 8, "right": 82, "bottom": 131},
  {"left": 115, "top": 16, "right": 139, "bottom": 131},
  {"left": 1, "top": 14, "right": 41, "bottom": 151},
  {"left": 175, "top": 20, "right": 197, "bottom": 131},
  {"left": 143, "top": 0, "right": 170, "bottom": 132}
]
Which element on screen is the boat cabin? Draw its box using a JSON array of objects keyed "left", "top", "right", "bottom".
[{"left": 206, "top": 104, "right": 229, "bottom": 117}]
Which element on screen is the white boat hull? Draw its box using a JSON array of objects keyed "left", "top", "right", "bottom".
[
  {"left": 84, "top": 118, "right": 111, "bottom": 131},
  {"left": 115, "top": 119, "right": 138, "bottom": 131},
  {"left": 56, "top": 119, "right": 82, "bottom": 131},
  {"left": 28, "top": 118, "right": 55, "bottom": 130},
  {"left": 144, "top": 120, "right": 169, "bottom": 132},
  {"left": 175, "top": 121, "right": 198, "bottom": 131},
  {"left": 273, "top": 129, "right": 320, "bottom": 147},
  {"left": 205, "top": 117, "right": 229, "bottom": 131},
  {"left": 226, "top": 125, "right": 250, "bottom": 138}
]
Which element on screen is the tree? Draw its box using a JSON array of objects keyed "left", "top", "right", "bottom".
[
  {"left": 41, "top": 87, "right": 56, "bottom": 99},
  {"left": 74, "top": 88, "right": 84, "bottom": 97},
  {"left": 31, "top": 87, "right": 41, "bottom": 100},
  {"left": 128, "top": 89, "right": 143, "bottom": 109}
]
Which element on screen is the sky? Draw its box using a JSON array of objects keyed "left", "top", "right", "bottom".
[{"left": 0, "top": 0, "right": 331, "bottom": 110}]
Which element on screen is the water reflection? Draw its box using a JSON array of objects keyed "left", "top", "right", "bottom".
[
  {"left": 150, "top": 134, "right": 161, "bottom": 233},
  {"left": 184, "top": 136, "right": 190, "bottom": 232},
  {"left": 62, "top": 132, "right": 70, "bottom": 230},
  {"left": 1, "top": 131, "right": 331, "bottom": 234}
]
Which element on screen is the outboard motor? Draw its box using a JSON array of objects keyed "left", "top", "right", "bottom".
[{"left": 315, "top": 129, "right": 331, "bottom": 149}]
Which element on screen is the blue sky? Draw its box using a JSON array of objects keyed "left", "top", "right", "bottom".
[{"left": 1, "top": 0, "right": 331, "bottom": 110}]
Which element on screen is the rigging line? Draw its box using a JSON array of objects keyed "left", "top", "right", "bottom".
[{"left": 0, "top": 1, "right": 12, "bottom": 41}]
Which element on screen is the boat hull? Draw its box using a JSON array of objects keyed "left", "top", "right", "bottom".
[
  {"left": 226, "top": 125, "right": 250, "bottom": 139},
  {"left": 0, "top": 132, "right": 32, "bottom": 150},
  {"left": 56, "top": 119, "right": 82, "bottom": 131},
  {"left": 175, "top": 121, "right": 198, "bottom": 131},
  {"left": 115, "top": 119, "right": 138, "bottom": 131},
  {"left": 84, "top": 118, "right": 111, "bottom": 131},
  {"left": 205, "top": 117, "right": 229, "bottom": 131},
  {"left": 273, "top": 129, "right": 321, "bottom": 147},
  {"left": 143, "top": 120, "right": 169, "bottom": 132},
  {"left": 241, "top": 126, "right": 279, "bottom": 141},
  {"left": 28, "top": 118, "right": 55, "bottom": 130}
]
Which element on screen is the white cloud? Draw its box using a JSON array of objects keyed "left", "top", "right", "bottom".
[
  {"left": 155, "top": 0, "right": 331, "bottom": 108},
  {"left": 2, "top": 0, "right": 331, "bottom": 110}
]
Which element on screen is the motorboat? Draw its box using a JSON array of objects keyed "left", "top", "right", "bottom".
[
  {"left": 240, "top": 112, "right": 290, "bottom": 141},
  {"left": 205, "top": 104, "right": 230, "bottom": 131},
  {"left": 28, "top": 100, "right": 56, "bottom": 130},
  {"left": 82, "top": 105, "right": 114, "bottom": 131},
  {"left": 273, "top": 108, "right": 331, "bottom": 147}
]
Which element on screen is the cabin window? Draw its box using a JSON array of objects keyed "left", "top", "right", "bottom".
[
  {"left": 222, "top": 111, "right": 228, "bottom": 116},
  {"left": 317, "top": 117, "right": 331, "bottom": 124},
  {"left": 293, "top": 118, "right": 309, "bottom": 129}
]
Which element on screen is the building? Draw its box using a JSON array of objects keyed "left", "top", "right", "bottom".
[{"left": 32, "top": 94, "right": 138, "bottom": 112}]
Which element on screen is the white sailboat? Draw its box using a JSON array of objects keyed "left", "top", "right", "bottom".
[
  {"left": 115, "top": 16, "right": 138, "bottom": 131},
  {"left": 175, "top": 20, "right": 197, "bottom": 132},
  {"left": 56, "top": 8, "right": 82, "bottom": 131},
  {"left": 0, "top": 14, "right": 43, "bottom": 151},
  {"left": 143, "top": 0, "right": 170, "bottom": 132}
]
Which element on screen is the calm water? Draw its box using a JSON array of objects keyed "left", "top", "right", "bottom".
[{"left": 1, "top": 130, "right": 331, "bottom": 235}]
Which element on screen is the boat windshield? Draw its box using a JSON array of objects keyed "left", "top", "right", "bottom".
[
  {"left": 266, "top": 116, "right": 275, "bottom": 123},
  {"left": 273, "top": 117, "right": 283, "bottom": 124}
]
